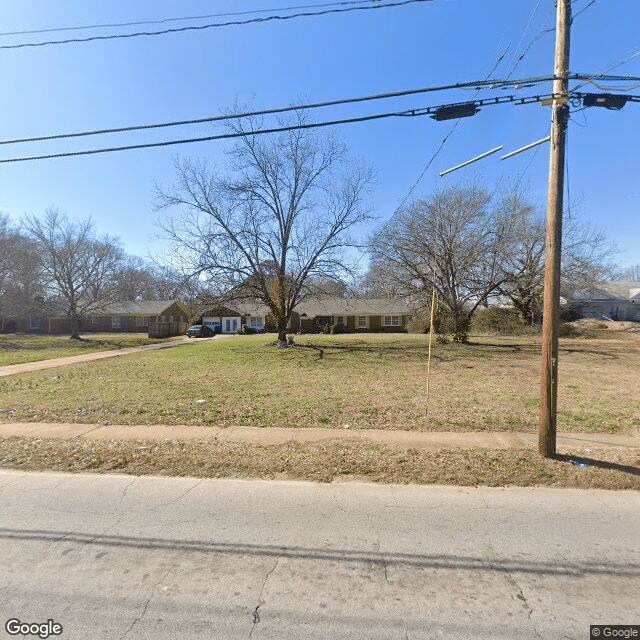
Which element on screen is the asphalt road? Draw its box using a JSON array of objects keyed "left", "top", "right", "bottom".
[{"left": 0, "top": 470, "right": 638, "bottom": 639}]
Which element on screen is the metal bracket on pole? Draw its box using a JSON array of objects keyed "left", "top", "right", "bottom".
[
  {"left": 501, "top": 136, "right": 550, "bottom": 160},
  {"left": 439, "top": 146, "right": 503, "bottom": 177}
]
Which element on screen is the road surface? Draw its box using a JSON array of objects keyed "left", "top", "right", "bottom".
[{"left": 0, "top": 470, "right": 637, "bottom": 639}]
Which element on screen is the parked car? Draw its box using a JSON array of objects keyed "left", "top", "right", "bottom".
[{"left": 186, "top": 324, "right": 214, "bottom": 338}]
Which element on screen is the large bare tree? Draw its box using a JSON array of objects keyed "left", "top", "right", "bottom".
[
  {"left": 156, "top": 113, "right": 374, "bottom": 345},
  {"left": 24, "top": 209, "right": 123, "bottom": 338},
  {"left": 368, "top": 184, "right": 513, "bottom": 341},
  {"left": 496, "top": 183, "right": 619, "bottom": 324}
]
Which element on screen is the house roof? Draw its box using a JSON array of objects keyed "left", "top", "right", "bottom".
[
  {"left": 99, "top": 300, "right": 188, "bottom": 316},
  {"left": 199, "top": 296, "right": 411, "bottom": 318},
  {"left": 571, "top": 282, "right": 640, "bottom": 301},
  {"left": 296, "top": 296, "right": 411, "bottom": 317}
]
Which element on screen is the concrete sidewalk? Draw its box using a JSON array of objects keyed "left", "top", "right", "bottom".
[
  {"left": 1, "top": 421, "right": 638, "bottom": 451},
  {"left": 0, "top": 335, "right": 236, "bottom": 377}
]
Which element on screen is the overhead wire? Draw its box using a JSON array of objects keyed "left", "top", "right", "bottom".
[
  {"left": 0, "top": 75, "right": 563, "bottom": 148},
  {"left": 0, "top": 1, "right": 384, "bottom": 36},
  {"left": 0, "top": 0, "right": 434, "bottom": 50},
  {"left": 571, "top": 0, "right": 599, "bottom": 23},
  {"left": 572, "top": 50, "right": 640, "bottom": 92},
  {"left": 504, "top": 0, "right": 547, "bottom": 79},
  {"left": 393, "top": 12, "right": 553, "bottom": 211},
  {"left": 0, "top": 93, "right": 566, "bottom": 165}
]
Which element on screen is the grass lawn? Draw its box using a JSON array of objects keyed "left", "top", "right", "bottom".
[
  {"left": 1, "top": 331, "right": 639, "bottom": 434},
  {"left": 0, "top": 332, "right": 182, "bottom": 366}
]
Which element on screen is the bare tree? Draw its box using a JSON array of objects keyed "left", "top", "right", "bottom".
[
  {"left": 368, "top": 184, "right": 512, "bottom": 341},
  {"left": 0, "top": 215, "right": 44, "bottom": 329},
  {"left": 0, "top": 215, "right": 21, "bottom": 325},
  {"left": 156, "top": 113, "right": 374, "bottom": 345},
  {"left": 620, "top": 264, "right": 640, "bottom": 281},
  {"left": 496, "top": 184, "right": 619, "bottom": 323},
  {"left": 112, "top": 256, "right": 160, "bottom": 301},
  {"left": 24, "top": 209, "right": 123, "bottom": 338}
]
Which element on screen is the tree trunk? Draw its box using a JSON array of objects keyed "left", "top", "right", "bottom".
[
  {"left": 70, "top": 314, "right": 81, "bottom": 340},
  {"left": 451, "top": 311, "right": 471, "bottom": 343},
  {"left": 277, "top": 319, "right": 288, "bottom": 348}
]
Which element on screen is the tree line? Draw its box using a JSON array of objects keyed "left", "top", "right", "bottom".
[
  {"left": 2, "top": 110, "right": 624, "bottom": 343},
  {"left": 0, "top": 210, "right": 196, "bottom": 338},
  {"left": 365, "top": 181, "right": 619, "bottom": 340},
  {"left": 156, "top": 111, "right": 620, "bottom": 344}
]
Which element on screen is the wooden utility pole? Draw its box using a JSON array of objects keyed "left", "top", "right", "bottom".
[{"left": 539, "top": 0, "right": 571, "bottom": 457}]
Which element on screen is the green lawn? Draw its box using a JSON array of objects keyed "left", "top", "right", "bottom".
[
  {"left": 1, "top": 332, "right": 638, "bottom": 433},
  {"left": 0, "top": 332, "right": 181, "bottom": 366}
]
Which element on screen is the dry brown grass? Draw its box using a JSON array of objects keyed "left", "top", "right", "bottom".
[{"left": 1, "top": 436, "right": 638, "bottom": 490}]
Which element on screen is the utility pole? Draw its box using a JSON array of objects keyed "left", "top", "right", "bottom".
[{"left": 539, "top": 0, "right": 571, "bottom": 457}]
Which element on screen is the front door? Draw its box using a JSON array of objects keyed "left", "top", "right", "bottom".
[{"left": 224, "top": 317, "right": 239, "bottom": 333}]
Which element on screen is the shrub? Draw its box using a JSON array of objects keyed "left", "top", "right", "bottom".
[
  {"left": 559, "top": 303, "right": 581, "bottom": 322},
  {"left": 407, "top": 305, "right": 470, "bottom": 341},
  {"left": 471, "top": 307, "right": 537, "bottom": 336}
]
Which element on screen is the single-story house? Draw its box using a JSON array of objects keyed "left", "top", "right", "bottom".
[
  {"left": 197, "top": 297, "right": 411, "bottom": 334},
  {"left": 295, "top": 297, "right": 412, "bottom": 333},
  {"left": 569, "top": 282, "right": 640, "bottom": 322},
  {"left": 199, "top": 302, "right": 269, "bottom": 334},
  {"left": 86, "top": 300, "right": 191, "bottom": 334},
  {"left": 17, "top": 300, "right": 191, "bottom": 335}
]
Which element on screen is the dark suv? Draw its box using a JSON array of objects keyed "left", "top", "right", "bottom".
[{"left": 186, "top": 324, "right": 214, "bottom": 338}]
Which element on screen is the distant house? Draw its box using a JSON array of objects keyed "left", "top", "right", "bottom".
[
  {"left": 570, "top": 282, "right": 640, "bottom": 322},
  {"left": 11, "top": 299, "right": 190, "bottom": 336},
  {"left": 87, "top": 300, "right": 191, "bottom": 336},
  {"left": 295, "top": 297, "right": 411, "bottom": 333},
  {"left": 199, "top": 306, "right": 244, "bottom": 335},
  {"left": 196, "top": 297, "right": 411, "bottom": 334}
]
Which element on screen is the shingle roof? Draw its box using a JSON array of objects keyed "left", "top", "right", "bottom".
[
  {"left": 573, "top": 282, "right": 640, "bottom": 301},
  {"left": 296, "top": 296, "right": 411, "bottom": 317},
  {"left": 98, "top": 300, "right": 186, "bottom": 316},
  {"left": 198, "top": 296, "right": 410, "bottom": 318}
]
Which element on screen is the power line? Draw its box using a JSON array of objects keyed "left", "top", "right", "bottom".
[
  {"left": 394, "top": 10, "right": 554, "bottom": 210},
  {"left": 0, "top": 75, "right": 561, "bottom": 147},
  {"left": 4, "top": 73, "right": 632, "bottom": 149},
  {"left": 0, "top": 108, "right": 426, "bottom": 164},
  {"left": 571, "top": 0, "right": 599, "bottom": 22},
  {"left": 0, "top": 0, "right": 434, "bottom": 50},
  {"left": 0, "top": 2, "right": 381, "bottom": 36},
  {"left": 505, "top": 0, "right": 547, "bottom": 79},
  {"left": 572, "top": 50, "right": 640, "bottom": 92},
  {"left": 0, "top": 93, "right": 560, "bottom": 165},
  {"left": 0, "top": 90, "right": 636, "bottom": 164}
]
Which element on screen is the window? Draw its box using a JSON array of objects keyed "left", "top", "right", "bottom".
[
  {"left": 384, "top": 315, "right": 400, "bottom": 326},
  {"left": 91, "top": 316, "right": 100, "bottom": 324},
  {"left": 136, "top": 316, "right": 148, "bottom": 327},
  {"left": 358, "top": 316, "right": 368, "bottom": 329},
  {"left": 336, "top": 315, "right": 345, "bottom": 324},
  {"left": 248, "top": 316, "right": 264, "bottom": 328},
  {"left": 111, "top": 316, "right": 121, "bottom": 329}
]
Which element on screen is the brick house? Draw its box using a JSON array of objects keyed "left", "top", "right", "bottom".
[{"left": 196, "top": 297, "right": 411, "bottom": 334}]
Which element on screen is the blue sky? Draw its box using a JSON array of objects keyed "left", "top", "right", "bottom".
[{"left": 1, "top": 0, "right": 638, "bottom": 268}]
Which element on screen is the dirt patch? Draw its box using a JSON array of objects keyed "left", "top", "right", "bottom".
[{"left": 1, "top": 436, "right": 638, "bottom": 490}]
